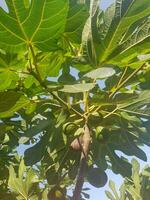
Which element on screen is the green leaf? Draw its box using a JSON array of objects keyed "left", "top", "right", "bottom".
[
  {"left": 65, "top": 1, "right": 88, "bottom": 43},
  {"left": 38, "top": 51, "right": 66, "bottom": 77},
  {"left": 18, "top": 160, "right": 26, "bottom": 180},
  {"left": 49, "top": 127, "right": 66, "bottom": 152},
  {"left": 0, "top": 71, "right": 17, "bottom": 91},
  {"left": 81, "top": 0, "right": 100, "bottom": 65},
  {"left": 24, "top": 133, "right": 50, "bottom": 166},
  {"left": 0, "top": 124, "right": 13, "bottom": 139},
  {"left": 108, "top": 127, "right": 147, "bottom": 161},
  {"left": 0, "top": 52, "right": 24, "bottom": 90},
  {"left": 60, "top": 83, "right": 95, "bottom": 93},
  {"left": 0, "top": 91, "right": 30, "bottom": 118},
  {"left": 0, "top": 0, "right": 68, "bottom": 51},
  {"left": 8, "top": 160, "right": 39, "bottom": 199},
  {"left": 25, "top": 168, "right": 39, "bottom": 193},
  {"left": 120, "top": 112, "right": 141, "bottom": 124},
  {"left": 99, "top": 0, "right": 150, "bottom": 63},
  {"left": 56, "top": 109, "right": 70, "bottom": 128},
  {"left": 119, "top": 184, "right": 126, "bottom": 200},
  {"left": 46, "top": 167, "right": 59, "bottom": 185},
  {"left": 92, "top": 139, "right": 108, "bottom": 170},
  {"left": 131, "top": 159, "right": 141, "bottom": 190},
  {"left": 84, "top": 67, "right": 115, "bottom": 79},
  {"left": 105, "top": 191, "right": 116, "bottom": 200},
  {"left": 109, "top": 17, "right": 150, "bottom": 66},
  {"left": 119, "top": 90, "right": 150, "bottom": 118},
  {"left": 106, "top": 159, "right": 150, "bottom": 200},
  {"left": 107, "top": 150, "right": 132, "bottom": 177},
  {"left": 23, "top": 0, "right": 30, "bottom": 9},
  {"left": 91, "top": 91, "right": 112, "bottom": 106},
  {"left": 19, "top": 119, "right": 51, "bottom": 144},
  {"left": 109, "top": 180, "right": 120, "bottom": 200},
  {"left": 8, "top": 166, "right": 27, "bottom": 199},
  {"left": 102, "top": 4, "right": 115, "bottom": 39}
]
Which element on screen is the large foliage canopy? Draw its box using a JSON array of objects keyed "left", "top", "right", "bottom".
[{"left": 0, "top": 0, "right": 150, "bottom": 199}]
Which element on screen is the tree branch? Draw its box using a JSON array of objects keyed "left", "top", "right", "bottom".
[
  {"left": 73, "top": 123, "right": 91, "bottom": 200},
  {"left": 28, "top": 44, "right": 83, "bottom": 119},
  {"left": 73, "top": 88, "right": 91, "bottom": 200}
]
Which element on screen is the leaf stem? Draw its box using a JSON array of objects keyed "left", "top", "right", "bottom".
[
  {"left": 29, "top": 43, "right": 43, "bottom": 83},
  {"left": 118, "top": 108, "right": 150, "bottom": 118}
]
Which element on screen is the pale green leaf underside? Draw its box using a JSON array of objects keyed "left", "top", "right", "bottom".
[
  {"left": 0, "top": 0, "right": 68, "bottom": 51},
  {"left": 84, "top": 67, "right": 115, "bottom": 79},
  {"left": 60, "top": 83, "right": 95, "bottom": 93}
]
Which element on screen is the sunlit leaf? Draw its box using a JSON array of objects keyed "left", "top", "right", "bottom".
[
  {"left": 60, "top": 83, "right": 95, "bottom": 93},
  {"left": 0, "top": 0, "right": 68, "bottom": 51},
  {"left": 84, "top": 67, "right": 115, "bottom": 79}
]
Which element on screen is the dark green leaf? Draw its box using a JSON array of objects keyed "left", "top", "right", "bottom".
[
  {"left": 87, "top": 167, "right": 108, "bottom": 188},
  {"left": 24, "top": 133, "right": 50, "bottom": 166}
]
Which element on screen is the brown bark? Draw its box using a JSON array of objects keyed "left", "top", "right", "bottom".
[{"left": 73, "top": 123, "right": 91, "bottom": 200}]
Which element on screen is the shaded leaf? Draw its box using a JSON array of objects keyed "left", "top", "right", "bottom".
[
  {"left": 19, "top": 119, "right": 51, "bottom": 144},
  {"left": 24, "top": 133, "right": 50, "bottom": 166}
]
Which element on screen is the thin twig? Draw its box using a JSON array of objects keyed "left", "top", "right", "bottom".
[
  {"left": 89, "top": 63, "right": 145, "bottom": 115},
  {"left": 48, "top": 91, "right": 83, "bottom": 118},
  {"left": 103, "top": 107, "right": 118, "bottom": 119},
  {"left": 116, "top": 66, "right": 128, "bottom": 88},
  {"left": 109, "top": 63, "right": 145, "bottom": 98}
]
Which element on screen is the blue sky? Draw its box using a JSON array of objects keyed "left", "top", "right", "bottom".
[{"left": 0, "top": 0, "right": 150, "bottom": 200}]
